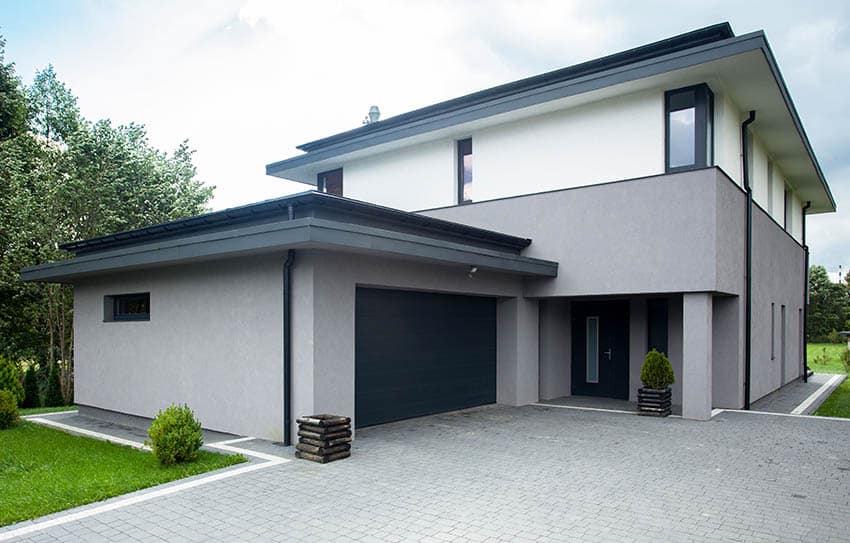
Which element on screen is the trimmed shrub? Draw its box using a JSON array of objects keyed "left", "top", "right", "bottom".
[
  {"left": 21, "top": 365, "right": 40, "bottom": 408},
  {"left": 44, "top": 363, "right": 64, "bottom": 407},
  {"left": 0, "top": 356, "right": 24, "bottom": 406},
  {"left": 827, "top": 329, "right": 845, "bottom": 345},
  {"left": 146, "top": 404, "right": 204, "bottom": 465},
  {"left": 0, "top": 389, "right": 18, "bottom": 429},
  {"left": 640, "top": 349, "right": 675, "bottom": 390}
]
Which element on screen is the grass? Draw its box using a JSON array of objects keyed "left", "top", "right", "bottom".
[
  {"left": 18, "top": 405, "right": 77, "bottom": 416},
  {"left": 0, "top": 421, "right": 246, "bottom": 527},
  {"left": 806, "top": 343, "right": 849, "bottom": 374},
  {"left": 814, "top": 378, "right": 850, "bottom": 418}
]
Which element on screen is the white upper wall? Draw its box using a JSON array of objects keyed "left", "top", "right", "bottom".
[{"left": 341, "top": 82, "right": 806, "bottom": 242}]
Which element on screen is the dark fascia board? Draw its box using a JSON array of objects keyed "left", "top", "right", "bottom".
[
  {"left": 265, "top": 28, "right": 758, "bottom": 177},
  {"left": 264, "top": 28, "right": 834, "bottom": 213},
  {"left": 294, "top": 23, "right": 733, "bottom": 152},
  {"left": 21, "top": 217, "right": 558, "bottom": 282},
  {"left": 61, "top": 191, "right": 531, "bottom": 256}
]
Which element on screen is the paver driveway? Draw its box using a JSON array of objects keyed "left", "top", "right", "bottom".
[{"left": 5, "top": 405, "right": 850, "bottom": 542}]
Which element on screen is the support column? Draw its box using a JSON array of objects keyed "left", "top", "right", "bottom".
[
  {"left": 539, "top": 300, "right": 570, "bottom": 400},
  {"left": 497, "top": 297, "right": 539, "bottom": 406},
  {"left": 682, "top": 293, "right": 713, "bottom": 420}
]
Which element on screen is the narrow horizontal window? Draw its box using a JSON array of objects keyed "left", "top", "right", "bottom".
[
  {"left": 104, "top": 293, "right": 150, "bottom": 322},
  {"left": 665, "top": 84, "right": 713, "bottom": 172}
]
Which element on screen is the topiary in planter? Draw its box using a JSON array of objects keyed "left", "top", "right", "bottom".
[
  {"left": 0, "top": 389, "right": 19, "bottom": 429},
  {"left": 0, "top": 356, "right": 24, "bottom": 406},
  {"left": 638, "top": 349, "right": 675, "bottom": 417},
  {"left": 146, "top": 404, "right": 204, "bottom": 465}
]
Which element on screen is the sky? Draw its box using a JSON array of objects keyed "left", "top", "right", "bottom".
[{"left": 1, "top": 0, "right": 848, "bottom": 272}]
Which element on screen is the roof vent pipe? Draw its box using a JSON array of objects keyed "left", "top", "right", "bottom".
[{"left": 363, "top": 105, "right": 380, "bottom": 125}]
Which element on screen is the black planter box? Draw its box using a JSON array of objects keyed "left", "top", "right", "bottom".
[
  {"left": 295, "top": 414, "right": 352, "bottom": 463},
  {"left": 637, "top": 387, "right": 672, "bottom": 417}
]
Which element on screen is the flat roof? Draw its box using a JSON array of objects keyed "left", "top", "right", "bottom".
[{"left": 22, "top": 192, "right": 557, "bottom": 282}]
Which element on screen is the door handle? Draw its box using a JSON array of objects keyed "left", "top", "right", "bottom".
[{"left": 603, "top": 348, "right": 613, "bottom": 360}]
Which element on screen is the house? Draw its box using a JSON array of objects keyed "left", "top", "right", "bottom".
[{"left": 22, "top": 23, "right": 835, "bottom": 443}]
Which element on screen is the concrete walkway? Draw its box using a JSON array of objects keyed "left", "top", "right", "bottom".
[
  {"left": 4, "top": 404, "right": 850, "bottom": 542},
  {"left": 751, "top": 373, "right": 846, "bottom": 414}
]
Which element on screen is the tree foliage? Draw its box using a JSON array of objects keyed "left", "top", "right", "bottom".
[
  {"left": 0, "top": 36, "right": 215, "bottom": 401},
  {"left": 807, "top": 265, "right": 850, "bottom": 342}
]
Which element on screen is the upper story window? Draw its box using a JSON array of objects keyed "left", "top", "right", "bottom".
[
  {"left": 317, "top": 168, "right": 343, "bottom": 197},
  {"left": 457, "top": 138, "right": 472, "bottom": 204},
  {"left": 665, "top": 84, "right": 714, "bottom": 172},
  {"left": 105, "top": 293, "right": 150, "bottom": 322}
]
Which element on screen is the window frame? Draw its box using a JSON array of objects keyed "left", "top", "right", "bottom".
[
  {"left": 456, "top": 138, "right": 472, "bottom": 205},
  {"left": 317, "top": 168, "right": 343, "bottom": 197},
  {"left": 664, "top": 84, "right": 714, "bottom": 173},
  {"left": 104, "top": 292, "right": 150, "bottom": 322}
]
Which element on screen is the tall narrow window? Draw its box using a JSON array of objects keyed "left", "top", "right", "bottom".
[
  {"left": 647, "top": 298, "right": 669, "bottom": 355},
  {"left": 457, "top": 138, "right": 472, "bottom": 204},
  {"left": 784, "top": 188, "right": 791, "bottom": 231},
  {"left": 770, "top": 303, "right": 775, "bottom": 360},
  {"left": 317, "top": 168, "right": 343, "bottom": 197},
  {"left": 586, "top": 316, "right": 599, "bottom": 384},
  {"left": 767, "top": 160, "right": 774, "bottom": 216},
  {"left": 665, "top": 84, "right": 714, "bottom": 172},
  {"left": 781, "top": 305, "right": 787, "bottom": 383}
]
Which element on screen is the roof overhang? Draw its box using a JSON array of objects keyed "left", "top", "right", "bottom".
[
  {"left": 21, "top": 193, "right": 557, "bottom": 283},
  {"left": 266, "top": 28, "right": 834, "bottom": 214}
]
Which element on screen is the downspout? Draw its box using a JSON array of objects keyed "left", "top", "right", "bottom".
[
  {"left": 742, "top": 110, "right": 756, "bottom": 410},
  {"left": 283, "top": 203, "right": 296, "bottom": 446},
  {"left": 802, "top": 200, "right": 812, "bottom": 382}
]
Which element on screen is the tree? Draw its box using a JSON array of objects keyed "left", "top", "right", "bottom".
[
  {"left": 26, "top": 65, "right": 80, "bottom": 143},
  {"left": 807, "top": 265, "right": 850, "bottom": 342},
  {"left": 0, "top": 37, "right": 27, "bottom": 141},
  {"left": 21, "top": 364, "right": 39, "bottom": 408},
  {"left": 44, "top": 363, "right": 63, "bottom": 407},
  {"left": 0, "top": 41, "right": 215, "bottom": 403}
]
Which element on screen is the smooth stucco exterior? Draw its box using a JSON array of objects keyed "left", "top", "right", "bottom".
[{"left": 74, "top": 255, "right": 285, "bottom": 440}]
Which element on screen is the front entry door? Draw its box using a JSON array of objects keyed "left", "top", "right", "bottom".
[{"left": 571, "top": 301, "right": 630, "bottom": 399}]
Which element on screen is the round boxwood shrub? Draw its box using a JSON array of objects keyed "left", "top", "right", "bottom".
[
  {"left": 640, "top": 349, "right": 675, "bottom": 390},
  {"left": 0, "top": 389, "right": 19, "bottom": 429},
  {"left": 0, "top": 356, "right": 24, "bottom": 406},
  {"left": 146, "top": 404, "right": 204, "bottom": 465}
]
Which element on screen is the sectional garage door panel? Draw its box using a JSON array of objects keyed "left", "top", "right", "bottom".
[{"left": 355, "top": 288, "right": 496, "bottom": 427}]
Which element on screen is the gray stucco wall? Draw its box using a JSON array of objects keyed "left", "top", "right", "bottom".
[
  {"left": 423, "top": 168, "right": 728, "bottom": 297},
  {"left": 290, "top": 249, "right": 528, "bottom": 441},
  {"left": 74, "top": 255, "right": 285, "bottom": 440},
  {"left": 750, "top": 205, "right": 806, "bottom": 401}
]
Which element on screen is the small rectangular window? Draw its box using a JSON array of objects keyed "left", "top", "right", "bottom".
[
  {"left": 457, "top": 138, "right": 472, "bottom": 204},
  {"left": 665, "top": 84, "right": 714, "bottom": 172},
  {"left": 105, "top": 293, "right": 150, "bottom": 322},
  {"left": 586, "top": 316, "right": 599, "bottom": 384},
  {"left": 317, "top": 168, "right": 343, "bottom": 197}
]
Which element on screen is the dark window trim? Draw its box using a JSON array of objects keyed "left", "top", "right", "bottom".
[
  {"left": 457, "top": 138, "right": 472, "bottom": 205},
  {"left": 316, "top": 168, "right": 343, "bottom": 196},
  {"left": 770, "top": 302, "right": 775, "bottom": 360},
  {"left": 664, "top": 83, "right": 714, "bottom": 173},
  {"left": 104, "top": 292, "right": 150, "bottom": 322}
]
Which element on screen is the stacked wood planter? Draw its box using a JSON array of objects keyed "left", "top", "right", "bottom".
[
  {"left": 295, "top": 414, "right": 352, "bottom": 463},
  {"left": 637, "top": 387, "right": 672, "bottom": 417}
]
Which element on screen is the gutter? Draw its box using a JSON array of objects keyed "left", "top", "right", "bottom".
[
  {"left": 802, "top": 200, "right": 812, "bottom": 382},
  {"left": 742, "top": 110, "right": 756, "bottom": 410},
  {"left": 283, "top": 247, "right": 295, "bottom": 446}
]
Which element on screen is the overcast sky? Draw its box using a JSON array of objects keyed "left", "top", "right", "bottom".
[{"left": 2, "top": 0, "right": 848, "bottom": 272}]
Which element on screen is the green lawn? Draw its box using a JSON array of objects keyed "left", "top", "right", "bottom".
[
  {"left": 19, "top": 405, "right": 77, "bottom": 416},
  {"left": 814, "top": 378, "right": 850, "bottom": 418},
  {"left": 0, "top": 421, "right": 245, "bottom": 526},
  {"left": 807, "top": 343, "right": 849, "bottom": 374}
]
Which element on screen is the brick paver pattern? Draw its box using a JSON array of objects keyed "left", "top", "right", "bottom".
[{"left": 6, "top": 405, "right": 850, "bottom": 542}]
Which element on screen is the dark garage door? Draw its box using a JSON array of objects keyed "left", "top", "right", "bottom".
[{"left": 355, "top": 288, "right": 496, "bottom": 427}]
